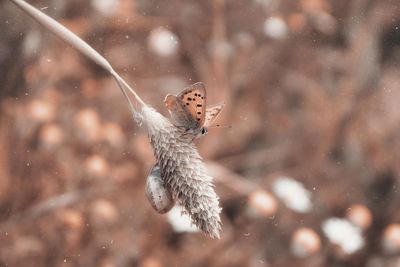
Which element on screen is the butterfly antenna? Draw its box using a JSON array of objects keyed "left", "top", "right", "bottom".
[{"left": 208, "top": 124, "right": 232, "bottom": 129}]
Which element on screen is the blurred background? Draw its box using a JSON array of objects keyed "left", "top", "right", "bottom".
[{"left": 1, "top": 0, "right": 400, "bottom": 266}]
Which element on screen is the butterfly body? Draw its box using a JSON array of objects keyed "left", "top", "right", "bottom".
[{"left": 164, "top": 82, "right": 224, "bottom": 138}]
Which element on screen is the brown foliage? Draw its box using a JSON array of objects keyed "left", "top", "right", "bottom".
[{"left": 1, "top": 0, "right": 400, "bottom": 266}]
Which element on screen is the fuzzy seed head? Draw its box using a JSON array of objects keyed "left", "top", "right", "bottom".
[{"left": 140, "top": 106, "right": 222, "bottom": 238}]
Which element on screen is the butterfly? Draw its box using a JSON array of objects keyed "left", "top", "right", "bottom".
[{"left": 164, "top": 82, "right": 224, "bottom": 137}]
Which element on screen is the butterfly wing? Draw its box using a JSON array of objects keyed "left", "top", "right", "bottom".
[
  {"left": 204, "top": 103, "right": 225, "bottom": 128},
  {"left": 164, "top": 94, "right": 194, "bottom": 127},
  {"left": 165, "top": 82, "right": 207, "bottom": 130},
  {"left": 177, "top": 82, "right": 207, "bottom": 127}
]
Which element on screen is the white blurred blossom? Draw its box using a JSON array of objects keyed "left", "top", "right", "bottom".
[
  {"left": 322, "top": 218, "right": 365, "bottom": 254},
  {"left": 263, "top": 17, "right": 288, "bottom": 39},
  {"left": 254, "top": 0, "right": 272, "bottom": 6},
  {"left": 272, "top": 177, "right": 312, "bottom": 213},
  {"left": 248, "top": 190, "right": 277, "bottom": 217},
  {"left": 291, "top": 228, "right": 321, "bottom": 258},
  {"left": 167, "top": 206, "right": 200, "bottom": 234},
  {"left": 346, "top": 204, "right": 373, "bottom": 229},
  {"left": 148, "top": 27, "right": 179, "bottom": 57},
  {"left": 382, "top": 224, "right": 400, "bottom": 254},
  {"left": 91, "top": 0, "right": 119, "bottom": 17},
  {"left": 23, "top": 29, "right": 41, "bottom": 57}
]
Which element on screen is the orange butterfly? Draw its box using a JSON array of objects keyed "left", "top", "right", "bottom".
[{"left": 164, "top": 82, "right": 224, "bottom": 137}]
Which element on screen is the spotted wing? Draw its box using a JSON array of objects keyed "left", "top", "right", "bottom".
[
  {"left": 176, "top": 82, "right": 206, "bottom": 127},
  {"left": 204, "top": 103, "right": 225, "bottom": 128},
  {"left": 165, "top": 82, "right": 206, "bottom": 129},
  {"left": 164, "top": 94, "right": 195, "bottom": 128}
]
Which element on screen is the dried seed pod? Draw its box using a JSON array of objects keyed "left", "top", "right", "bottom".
[
  {"left": 145, "top": 165, "right": 175, "bottom": 214},
  {"left": 141, "top": 106, "right": 222, "bottom": 239}
]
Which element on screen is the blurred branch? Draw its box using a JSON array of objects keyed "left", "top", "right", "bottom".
[
  {"left": 178, "top": 23, "right": 213, "bottom": 82},
  {"left": 324, "top": 1, "right": 384, "bottom": 160},
  {"left": 0, "top": 188, "right": 110, "bottom": 232},
  {"left": 211, "top": 0, "right": 229, "bottom": 97},
  {"left": 207, "top": 161, "right": 256, "bottom": 196},
  {"left": 216, "top": 139, "right": 293, "bottom": 174}
]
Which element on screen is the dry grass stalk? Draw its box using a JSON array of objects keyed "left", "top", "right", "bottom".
[{"left": 142, "top": 106, "right": 222, "bottom": 238}]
